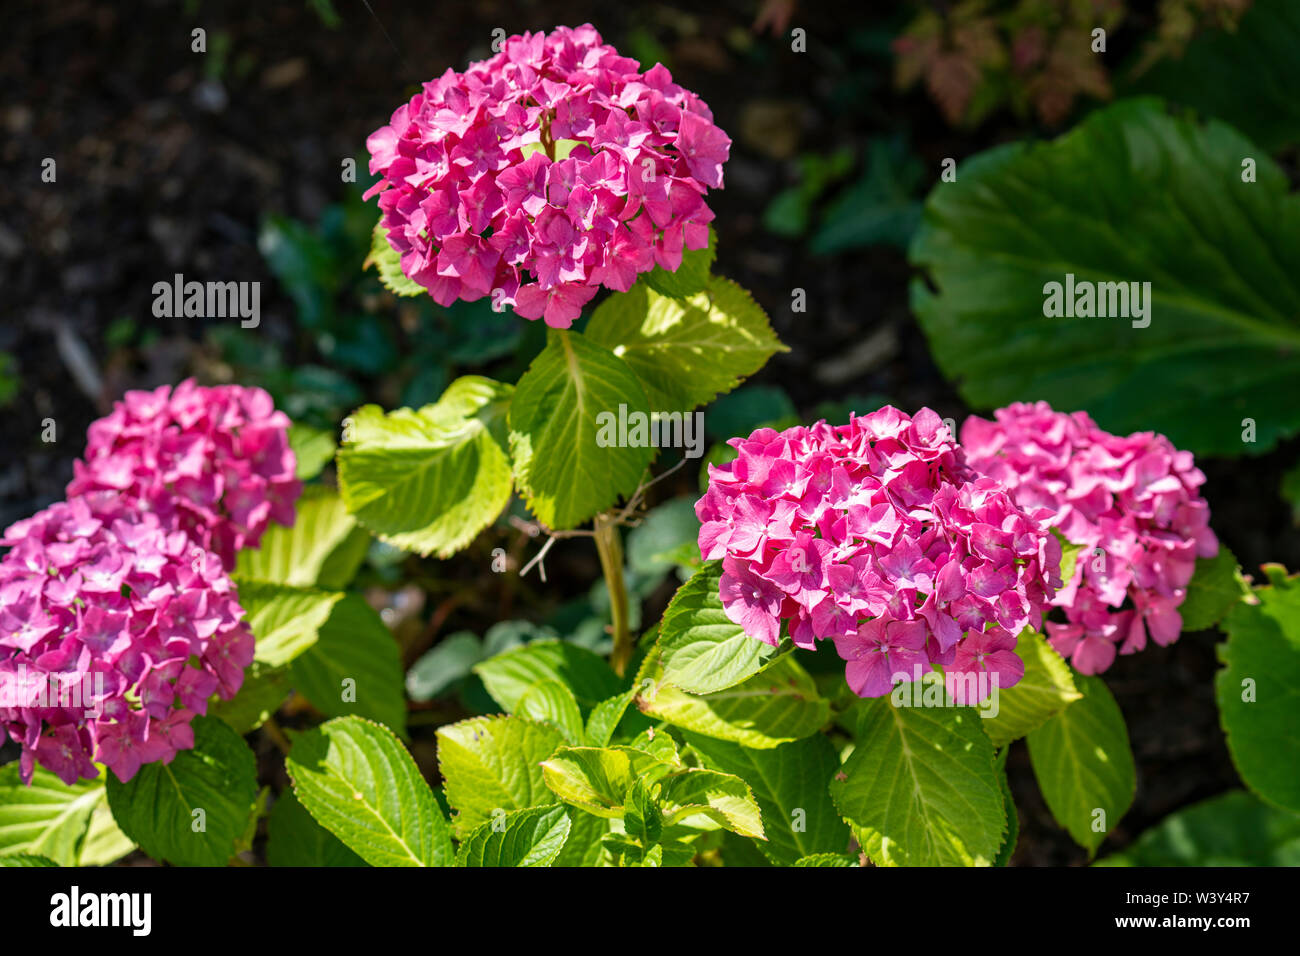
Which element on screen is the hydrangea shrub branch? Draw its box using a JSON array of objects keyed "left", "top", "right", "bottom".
[{"left": 339, "top": 24, "right": 785, "bottom": 691}]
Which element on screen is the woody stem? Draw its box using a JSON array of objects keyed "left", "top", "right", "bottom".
[
  {"left": 593, "top": 512, "right": 633, "bottom": 677},
  {"left": 541, "top": 114, "right": 555, "bottom": 161}
]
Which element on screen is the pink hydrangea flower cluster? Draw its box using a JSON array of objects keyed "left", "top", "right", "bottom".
[
  {"left": 67, "top": 379, "right": 301, "bottom": 571},
  {"left": 696, "top": 407, "right": 1061, "bottom": 701},
  {"left": 0, "top": 494, "right": 253, "bottom": 785},
  {"left": 2, "top": 380, "right": 298, "bottom": 784},
  {"left": 961, "top": 401, "right": 1218, "bottom": 675},
  {"left": 364, "top": 23, "right": 730, "bottom": 327}
]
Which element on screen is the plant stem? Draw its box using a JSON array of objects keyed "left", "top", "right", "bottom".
[
  {"left": 540, "top": 114, "right": 555, "bottom": 161},
  {"left": 593, "top": 512, "right": 633, "bottom": 677}
]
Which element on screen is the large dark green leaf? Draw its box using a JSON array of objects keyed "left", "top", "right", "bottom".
[{"left": 911, "top": 98, "right": 1300, "bottom": 456}]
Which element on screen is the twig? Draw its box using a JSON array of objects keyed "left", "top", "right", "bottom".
[
  {"left": 518, "top": 534, "right": 556, "bottom": 583},
  {"left": 515, "top": 457, "right": 691, "bottom": 583}
]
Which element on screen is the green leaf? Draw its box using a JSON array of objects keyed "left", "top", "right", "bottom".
[
  {"left": 993, "top": 748, "right": 1018, "bottom": 867},
  {"left": 910, "top": 98, "right": 1300, "bottom": 457},
  {"left": 657, "top": 560, "right": 777, "bottom": 694},
  {"left": 78, "top": 793, "right": 136, "bottom": 866},
  {"left": 1122, "top": 0, "right": 1300, "bottom": 152},
  {"left": 443, "top": 297, "right": 524, "bottom": 364},
  {"left": 624, "top": 725, "right": 682, "bottom": 767},
  {"left": 236, "top": 579, "right": 342, "bottom": 668},
  {"left": 831, "top": 685, "right": 1005, "bottom": 866},
  {"left": 289, "top": 593, "right": 408, "bottom": 736},
  {"left": 585, "top": 690, "right": 636, "bottom": 746},
  {"left": 639, "top": 652, "right": 829, "bottom": 749},
  {"left": 288, "top": 422, "right": 338, "bottom": 481},
  {"left": 1027, "top": 673, "right": 1136, "bottom": 855},
  {"left": 235, "top": 786, "right": 268, "bottom": 857},
  {"left": 267, "top": 788, "right": 366, "bottom": 867},
  {"left": 473, "top": 640, "right": 624, "bottom": 714},
  {"left": 552, "top": 807, "right": 613, "bottom": 866},
  {"left": 517, "top": 679, "right": 585, "bottom": 745},
  {"left": 106, "top": 716, "right": 258, "bottom": 866},
  {"left": 1217, "top": 568, "right": 1300, "bottom": 813},
  {"left": 1096, "top": 790, "right": 1300, "bottom": 867},
  {"left": 407, "top": 631, "right": 484, "bottom": 702},
  {"left": 622, "top": 777, "right": 664, "bottom": 846},
  {"left": 455, "top": 804, "right": 572, "bottom": 867},
  {"left": 685, "top": 733, "right": 849, "bottom": 864},
  {"left": 1180, "top": 547, "right": 1249, "bottom": 631},
  {"left": 0, "top": 765, "right": 100, "bottom": 866},
  {"left": 641, "top": 227, "right": 716, "bottom": 298},
  {"left": 793, "top": 852, "right": 857, "bottom": 867},
  {"left": 721, "top": 830, "right": 773, "bottom": 866},
  {"left": 659, "top": 768, "right": 765, "bottom": 839},
  {"left": 208, "top": 660, "right": 289, "bottom": 734},
  {"left": 1052, "top": 529, "right": 1086, "bottom": 590},
  {"left": 0, "top": 853, "right": 57, "bottom": 867},
  {"left": 520, "top": 138, "right": 584, "bottom": 161},
  {"left": 982, "top": 629, "right": 1083, "bottom": 749},
  {"left": 540, "top": 746, "right": 674, "bottom": 818},
  {"left": 764, "top": 187, "right": 810, "bottom": 238},
  {"left": 585, "top": 277, "right": 786, "bottom": 413},
  {"left": 235, "top": 485, "right": 369, "bottom": 590},
  {"left": 365, "top": 220, "right": 427, "bottom": 297},
  {"left": 436, "top": 716, "right": 565, "bottom": 837},
  {"left": 338, "top": 376, "right": 515, "bottom": 558},
  {"left": 810, "top": 137, "right": 924, "bottom": 254},
  {"left": 259, "top": 214, "right": 340, "bottom": 328},
  {"left": 286, "top": 716, "right": 451, "bottom": 867},
  {"left": 507, "top": 329, "right": 653, "bottom": 530}
]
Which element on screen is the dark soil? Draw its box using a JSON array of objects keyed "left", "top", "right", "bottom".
[{"left": 3, "top": 0, "right": 1292, "bottom": 865}]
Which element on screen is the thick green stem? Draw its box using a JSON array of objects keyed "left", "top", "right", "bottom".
[{"left": 594, "top": 512, "right": 633, "bottom": 677}]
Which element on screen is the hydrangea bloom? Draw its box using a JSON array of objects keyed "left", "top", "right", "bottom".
[
  {"left": 961, "top": 401, "right": 1218, "bottom": 675},
  {"left": 67, "top": 379, "right": 300, "bottom": 571},
  {"left": 0, "top": 493, "right": 253, "bottom": 784},
  {"left": 696, "top": 407, "right": 1061, "bottom": 701},
  {"left": 364, "top": 23, "right": 730, "bottom": 327}
]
